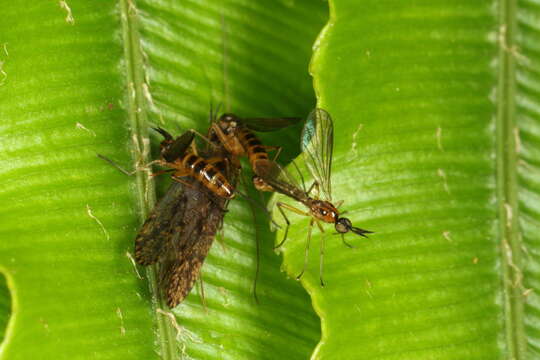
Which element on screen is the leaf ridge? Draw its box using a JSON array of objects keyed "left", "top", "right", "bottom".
[
  {"left": 119, "top": 0, "right": 178, "bottom": 358},
  {"left": 497, "top": 0, "right": 526, "bottom": 357}
]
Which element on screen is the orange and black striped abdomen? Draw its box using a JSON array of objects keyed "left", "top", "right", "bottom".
[
  {"left": 181, "top": 153, "right": 235, "bottom": 199},
  {"left": 237, "top": 128, "right": 269, "bottom": 167}
]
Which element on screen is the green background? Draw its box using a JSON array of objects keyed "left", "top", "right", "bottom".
[{"left": 0, "top": 0, "right": 539, "bottom": 359}]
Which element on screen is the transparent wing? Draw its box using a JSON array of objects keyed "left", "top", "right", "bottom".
[
  {"left": 241, "top": 117, "right": 301, "bottom": 132},
  {"left": 301, "top": 108, "right": 334, "bottom": 201},
  {"left": 254, "top": 160, "right": 309, "bottom": 203}
]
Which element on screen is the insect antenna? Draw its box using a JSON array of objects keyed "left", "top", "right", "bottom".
[{"left": 340, "top": 234, "right": 356, "bottom": 249}]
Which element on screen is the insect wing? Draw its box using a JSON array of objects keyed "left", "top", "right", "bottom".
[
  {"left": 134, "top": 182, "right": 186, "bottom": 265},
  {"left": 162, "top": 131, "right": 195, "bottom": 162},
  {"left": 159, "top": 141, "right": 239, "bottom": 307},
  {"left": 241, "top": 117, "right": 301, "bottom": 132},
  {"left": 255, "top": 159, "right": 307, "bottom": 203},
  {"left": 301, "top": 108, "right": 334, "bottom": 201},
  {"left": 159, "top": 180, "right": 228, "bottom": 307}
]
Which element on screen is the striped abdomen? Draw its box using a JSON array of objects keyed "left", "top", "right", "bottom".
[
  {"left": 236, "top": 127, "right": 269, "bottom": 169},
  {"left": 181, "top": 153, "right": 235, "bottom": 199}
]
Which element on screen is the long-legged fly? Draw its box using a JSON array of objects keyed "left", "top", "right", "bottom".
[{"left": 213, "top": 109, "right": 372, "bottom": 285}]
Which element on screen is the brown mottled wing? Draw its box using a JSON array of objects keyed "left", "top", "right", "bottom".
[
  {"left": 159, "top": 138, "right": 239, "bottom": 308},
  {"left": 159, "top": 180, "right": 228, "bottom": 308},
  {"left": 134, "top": 130, "right": 194, "bottom": 265},
  {"left": 134, "top": 181, "right": 186, "bottom": 265}
]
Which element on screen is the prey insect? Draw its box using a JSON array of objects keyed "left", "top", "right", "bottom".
[
  {"left": 134, "top": 125, "right": 240, "bottom": 308},
  {"left": 216, "top": 109, "right": 372, "bottom": 285}
]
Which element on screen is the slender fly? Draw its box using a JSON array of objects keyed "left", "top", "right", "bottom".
[{"left": 214, "top": 109, "right": 372, "bottom": 285}]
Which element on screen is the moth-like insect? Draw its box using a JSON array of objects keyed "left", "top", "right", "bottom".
[{"left": 134, "top": 127, "right": 240, "bottom": 308}]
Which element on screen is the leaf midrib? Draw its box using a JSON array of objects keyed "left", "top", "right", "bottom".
[
  {"left": 497, "top": 0, "right": 526, "bottom": 358},
  {"left": 119, "top": 0, "right": 178, "bottom": 359}
]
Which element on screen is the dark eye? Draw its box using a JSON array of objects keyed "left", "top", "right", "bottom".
[{"left": 320, "top": 209, "right": 327, "bottom": 216}]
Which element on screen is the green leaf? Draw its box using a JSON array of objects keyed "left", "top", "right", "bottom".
[
  {"left": 2, "top": 0, "right": 540, "bottom": 359},
  {"left": 274, "top": 0, "right": 540, "bottom": 359},
  {"left": 0, "top": 1, "right": 324, "bottom": 359}
]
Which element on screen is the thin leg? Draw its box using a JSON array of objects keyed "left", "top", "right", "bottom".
[
  {"left": 341, "top": 234, "right": 356, "bottom": 249},
  {"left": 296, "top": 217, "right": 314, "bottom": 280},
  {"left": 150, "top": 169, "right": 174, "bottom": 177},
  {"left": 274, "top": 202, "right": 311, "bottom": 249},
  {"left": 274, "top": 204, "right": 290, "bottom": 249},
  {"left": 197, "top": 274, "right": 208, "bottom": 313},
  {"left": 319, "top": 229, "right": 325, "bottom": 287},
  {"left": 245, "top": 182, "right": 261, "bottom": 305},
  {"left": 306, "top": 181, "right": 320, "bottom": 198},
  {"left": 97, "top": 154, "right": 136, "bottom": 176},
  {"left": 264, "top": 145, "right": 282, "bottom": 162},
  {"left": 236, "top": 174, "right": 262, "bottom": 304},
  {"left": 290, "top": 160, "right": 307, "bottom": 193},
  {"left": 188, "top": 129, "right": 220, "bottom": 151},
  {"left": 98, "top": 154, "right": 161, "bottom": 176},
  {"left": 171, "top": 176, "right": 196, "bottom": 190},
  {"left": 189, "top": 140, "right": 198, "bottom": 156}
]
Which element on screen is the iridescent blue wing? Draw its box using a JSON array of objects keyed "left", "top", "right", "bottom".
[{"left": 301, "top": 108, "right": 334, "bottom": 201}]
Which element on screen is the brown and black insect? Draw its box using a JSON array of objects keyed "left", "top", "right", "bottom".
[
  {"left": 214, "top": 109, "right": 372, "bottom": 285},
  {"left": 134, "top": 126, "right": 240, "bottom": 308}
]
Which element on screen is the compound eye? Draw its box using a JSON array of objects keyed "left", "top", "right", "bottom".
[
  {"left": 319, "top": 209, "right": 328, "bottom": 216},
  {"left": 335, "top": 223, "right": 347, "bottom": 233}
]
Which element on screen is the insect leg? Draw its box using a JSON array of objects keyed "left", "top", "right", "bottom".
[
  {"left": 316, "top": 221, "right": 326, "bottom": 287},
  {"left": 291, "top": 160, "right": 307, "bottom": 193},
  {"left": 98, "top": 154, "right": 161, "bottom": 175},
  {"left": 171, "top": 175, "right": 197, "bottom": 190},
  {"left": 274, "top": 202, "right": 310, "bottom": 249},
  {"left": 242, "top": 174, "right": 261, "bottom": 304},
  {"left": 188, "top": 128, "right": 221, "bottom": 151},
  {"left": 296, "top": 217, "right": 315, "bottom": 281},
  {"left": 197, "top": 275, "right": 208, "bottom": 312},
  {"left": 97, "top": 154, "right": 137, "bottom": 176},
  {"left": 306, "top": 181, "right": 320, "bottom": 198},
  {"left": 150, "top": 168, "right": 175, "bottom": 177},
  {"left": 210, "top": 123, "right": 245, "bottom": 156}
]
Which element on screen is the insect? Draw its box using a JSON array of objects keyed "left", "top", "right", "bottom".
[
  {"left": 134, "top": 125, "right": 240, "bottom": 308},
  {"left": 217, "top": 109, "right": 372, "bottom": 285},
  {"left": 152, "top": 127, "right": 236, "bottom": 200}
]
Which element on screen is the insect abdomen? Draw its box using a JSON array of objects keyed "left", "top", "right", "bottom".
[
  {"left": 237, "top": 127, "right": 268, "bottom": 166},
  {"left": 183, "top": 154, "right": 235, "bottom": 199}
]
